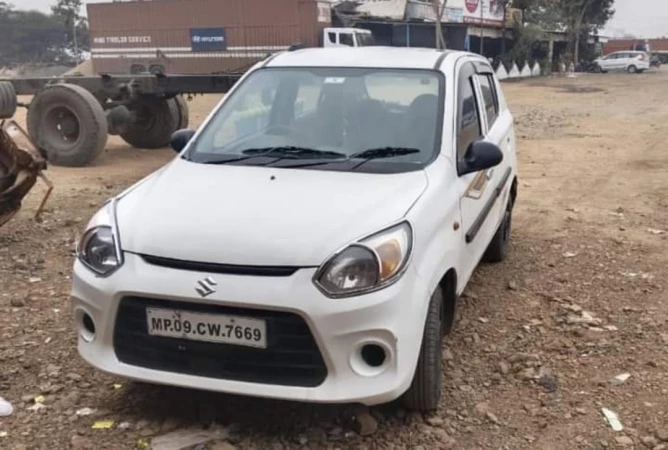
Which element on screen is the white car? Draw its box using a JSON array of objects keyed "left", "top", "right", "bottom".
[
  {"left": 595, "top": 50, "right": 651, "bottom": 73},
  {"left": 71, "top": 47, "right": 518, "bottom": 412}
]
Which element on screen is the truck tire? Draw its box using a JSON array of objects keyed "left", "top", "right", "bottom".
[
  {"left": 27, "top": 83, "right": 108, "bottom": 167},
  {"left": 173, "top": 95, "right": 190, "bottom": 130},
  {"left": 402, "top": 287, "right": 443, "bottom": 412},
  {"left": 120, "top": 96, "right": 179, "bottom": 149},
  {"left": 0, "top": 81, "right": 17, "bottom": 119}
]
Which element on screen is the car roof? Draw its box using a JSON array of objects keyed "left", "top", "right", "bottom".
[{"left": 266, "top": 46, "right": 476, "bottom": 70}]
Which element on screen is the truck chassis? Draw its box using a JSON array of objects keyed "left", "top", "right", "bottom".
[{"left": 0, "top": 73, "right": 243, "bottom": 167}]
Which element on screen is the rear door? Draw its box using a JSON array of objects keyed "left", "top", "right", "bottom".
[
  {"left": 455, "top": 58, "right": 514, "bottom": 280},
  {"left": 616, "top": 53, "right": 631, "bottom": 70}
]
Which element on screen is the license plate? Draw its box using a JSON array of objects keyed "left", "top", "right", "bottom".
[{"left": 145, "top": 308, "right": 267, "bottom": 349}]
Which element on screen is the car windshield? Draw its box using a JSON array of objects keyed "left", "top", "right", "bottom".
[{"left": 186, "top": 67, "right": 444, "bottom": 173}]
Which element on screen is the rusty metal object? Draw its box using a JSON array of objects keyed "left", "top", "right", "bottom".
[{"left": 0, "top": 119, "right": 53, "bottom": 228}]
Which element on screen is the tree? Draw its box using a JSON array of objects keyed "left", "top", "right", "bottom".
[
  {"left": 521, "top": 0, "right": 565, "bottom": 30},
  {"left": 503, "top": 0, "right": 613, "bottom": 65},
  {"left": 0, "top": 10, "right": 71, "bottom": 65},
  {"left": 551, "top": 0, "right": 614, "bottom": 63},
  {"left": 432, "top": 0, "right": 448, "bottom": 49},
  {"left": 496, "top": 0, "right": 512, "bottom": 56},
  {"left": 51, "top": 0, "right": 81, "bottom": 28},
  {"left": 51, "top": 0, "right": 86, "bottom": 56}
]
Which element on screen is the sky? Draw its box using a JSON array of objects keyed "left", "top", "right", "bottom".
[{"left": 14, "top": 0, "right": 668, "bottom": 39}]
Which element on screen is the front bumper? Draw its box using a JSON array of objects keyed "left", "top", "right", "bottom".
[{"left": 70, "top": 252, "right": 431, "bottom": 406}]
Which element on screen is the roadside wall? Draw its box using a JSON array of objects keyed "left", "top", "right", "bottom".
[{"left": 604, "top": 38, "right": 668, "bottom": 54}]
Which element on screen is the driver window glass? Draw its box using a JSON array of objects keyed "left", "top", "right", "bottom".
[
  {"left": 340, "top": 33, "right": 354, "bottom": 46},
  {"left": 328, "top": 32, "right": 336, "bottom": 44},
  {"left": 457, "top": 65, "right": 482, "bottom": 159}
]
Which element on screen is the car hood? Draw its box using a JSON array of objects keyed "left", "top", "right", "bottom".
[{"left": 116, "top": 159, "right": 428, "bottom": 267}]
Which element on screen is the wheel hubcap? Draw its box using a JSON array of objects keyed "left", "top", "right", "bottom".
[{"left": 42, "top": 106, "right": 82, "bottom": 149}]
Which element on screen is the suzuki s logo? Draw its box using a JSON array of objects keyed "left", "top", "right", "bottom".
[{"left": 195, "top": 277, "right": 217, "bottom": 297}]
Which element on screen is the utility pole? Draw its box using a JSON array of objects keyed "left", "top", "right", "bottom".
[
  {"left": 479, "top": 0, "right": 484, "bottom": 55},
  {"left": 73, "top": 21, "right": 79, "bottom": 57}
]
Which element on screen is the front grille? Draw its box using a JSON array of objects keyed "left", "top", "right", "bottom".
[
  {"left": 140, "top": 254, "right": 300, "bottom": 277},
  {"left": 113, "top": 297, "right": 328, "bottom": 388}
]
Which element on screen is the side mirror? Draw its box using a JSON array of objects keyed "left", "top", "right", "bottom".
[
  {"left": 458, "top": 140, "right": 503, "bottom": 176},
  {"left": 170, "top": 129, "right": 196, "bottom": 153}
]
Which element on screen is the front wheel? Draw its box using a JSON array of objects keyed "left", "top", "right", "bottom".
[{"left": 402, "top": 287, "right": 443, "bottom": 412}]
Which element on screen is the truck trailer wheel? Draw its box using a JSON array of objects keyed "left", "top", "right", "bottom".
[
  {"left": 173, "top": 95, "right": 190, "bottom": 130},
  {"left": 120, "top": 97, "right": 179, "bottom": 149},
  {"left": 27, "top": 84, "right": 108, "bottom": 167},
  {"left": 0, "top": 81, "right": 17, "bottom": 119}
]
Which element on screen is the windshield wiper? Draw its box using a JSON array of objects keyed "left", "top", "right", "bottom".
[
  {"left": 347, "top": 147, "right": 421, "bottom": 171},
  {"left": 200, "top": 155, "right": 261, "bottom": 165},
  {"left": 242, "top": 146, "right": 347, "bottom": 160},
  {"left": 349, "top": 147, "right": 421, "bottom": 160},
  {"left": 198, "top": 147, "right": 419, "bottom": 168},
  {"left": 198, "top": 147, "right": 346, "bottom": 165}
]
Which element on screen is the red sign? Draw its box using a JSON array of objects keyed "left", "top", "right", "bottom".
[{"left": 465, "top": 0, "right": 479, "bottom": 13}]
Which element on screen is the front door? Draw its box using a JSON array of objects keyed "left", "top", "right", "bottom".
[{"left": 455, "top": 60, "right": 513, "bottom": 282}]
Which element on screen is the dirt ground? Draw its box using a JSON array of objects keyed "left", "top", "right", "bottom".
[{"left": 1, "top": 69, "right": 667, "bottom": 450}]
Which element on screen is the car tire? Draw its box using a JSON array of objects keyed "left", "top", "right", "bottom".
[
  {"left": 482, "top": 198, "right": 513, "bottom": 263},
  {"left": 402, "top": 287, "right": 443, "bottom": 413},
  {"left": 628, "top": 65, "right": 638, "bottom": 74}
]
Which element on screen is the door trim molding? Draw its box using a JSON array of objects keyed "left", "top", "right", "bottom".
[{"left": 465, "top": 167, "right": 512, "bottom": 244}]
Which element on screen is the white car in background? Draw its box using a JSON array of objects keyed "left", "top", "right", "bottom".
[
  {"left": 595, "top": 50, "right": 651, "bottom": 73},
  {"left": 71, "top": 47, "right": 518, "bottom": 412}
]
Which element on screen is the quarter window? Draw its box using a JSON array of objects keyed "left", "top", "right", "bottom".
[{"left": 477, "top": 74, "right": 499, "bottom": 128}]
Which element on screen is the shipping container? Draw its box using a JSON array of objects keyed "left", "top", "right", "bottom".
[{"left": 87, "top": 0, "right": 335, "bottom": 74}]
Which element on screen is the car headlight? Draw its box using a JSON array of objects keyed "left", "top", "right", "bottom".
[
  {"left": 314, "top": 222, "right": 413, "bottom": 297},
  {"left": 76, "top": 200, "right": 123, "bottom": 276}
]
